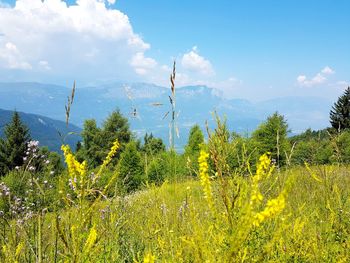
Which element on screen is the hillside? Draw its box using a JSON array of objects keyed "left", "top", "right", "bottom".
[{"left": 0, "top": 108, "right": 81, "bottom": 152}]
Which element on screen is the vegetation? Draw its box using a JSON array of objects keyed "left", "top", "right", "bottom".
[
  {"left": 77, "top": 110, "right": 131, "bottom": 168},
  {"left": 250, "top": 112, "right": 289, "bottom": 167},
  {"left": 330, "top": 86, "right": 350, "bottom": 131},
  {"left": 1, "top": 86, "right": 350, "bottom": 262},
  {"left": 184, "top": 124, "right": 204, "bottom": 176},
  {"left": 0, "top": 111, "right": 31, "bottom": 176}
]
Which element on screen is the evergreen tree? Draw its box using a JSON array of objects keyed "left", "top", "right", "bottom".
[
  {"left": 117, "top": 141, "right": 144, "bottom": 193},
  {"left": 0, "top": 111, "right": 31, "bottom": 176},
  {"left": 142, "top": 133, "right": 165, "bottom": 155},
  {"left": 79, "top": 110, "right": 132, "bottom": 168},
  {"left": 184, "top": 125, "right": 204, "bottom": 156},
  {"left": 184, "top": 125, "right": 204, "bottom": 176},
  {"left": 80, "top": 119, "right": 103, "bottom": 167},
  {"left": 102, "top": 110, "right": 131, "bottom": 148},
  {"left": 330, "top": 86, "right": 350, "bottom": 131},
  {"left": 250, "top": 112, "right": 289, "bottom": 166}
]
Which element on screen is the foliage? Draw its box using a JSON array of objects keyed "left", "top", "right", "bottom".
[
  {"left": 184, "top": 124, "right": 204, "bottom": 176},
  {"left": 117, "top": 141, "right": 144, "bottom": 193},
  {"left": 78, "top": 110, "right": 131, "bottom": 168},
  {"left": 333, "top": 130, "right": 350, "bottom": 163},
  {"left": 0, "top": 111, "right": 30, "bottom": 176},
  {"left": 142, "top": 133, "right": 166, "bottom": 156},
  {"left": 330, "top": 86, "right": 350, "bottom": 131},
  {"left": 251, "top": 112, "right": 290, "bottom": 167},
  {"left": 146, "top": 152, "right": 169, "bottom": 185},
  {"left": 292, "top": 139, "right": 332, "bottom": 164}
]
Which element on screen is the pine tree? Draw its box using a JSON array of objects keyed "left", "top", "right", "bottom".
[
  {"left": 79, "top": 110, "right": 132, "bottom": 168},
  {"left": 184, "top": 125, "right": 204, "bottom": 176},
  {"left": 330, "top": 87, "right": 350, "bottom": 131},
  {"left": 251, "top": 112, "right": 289, "bottom": 166},
  {"left": 185, "top": 125, "right": 204, "bottom": 156},
  {"left": 0, "top": 111, "right": 31, "bottom": 176},
  {"left": 117, "top": 141, "right": 144, "bottom": 193},
  {"left": 142, "top": 133, "right": 165, "bottom": 155}
]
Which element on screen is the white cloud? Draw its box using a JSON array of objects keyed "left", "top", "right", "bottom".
[
  {"left": 0, "top": 0, "right": 153, "bottom": 81},
  {"left": 297, "top": 75, "right": 306, "bottom": 83},
  {"left": 130, "top": 52, "right": 157, "bottom": 75},
  {"left": 0, "top": 41, "right": 32, "bottom": 69},
  {"left": 38, "top": 60, "right": 51, "bottom": 70},
  {"left": 297, "top": 66, "right": 334, "bottom": 87},
  {"left": 181, "top": 46, "right": 214, "bottom": 76},
  {"left": 321, "top": 66, "right": 335, "bottom": 75}
]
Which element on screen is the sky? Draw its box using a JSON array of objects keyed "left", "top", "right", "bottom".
[{"left": 0, "top": 0, "right": 349, "bottom": 101}]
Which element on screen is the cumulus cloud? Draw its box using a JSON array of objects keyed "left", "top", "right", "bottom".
[
  {"left": 0, "top": 42, "right": 32, "bottom": 69},
  {"left": 130, "top": 52, "right": 157, "bottom": 75},
  {"left": 321, "top": 66, "right": 335, "bottom": 75},
  {"left": 0, "top": 0, "right": 154, "bottom": 81},
  {"left": 181, "top": 46, "right": 214, "bottom": 76},
  {"left": 297, "top": 66, "right": 335, "bottom": 87}
]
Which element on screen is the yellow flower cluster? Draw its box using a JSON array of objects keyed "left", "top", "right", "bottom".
[
  {"left": 61, "top": 145, "right": 87, "bottom": 191},
  {"left": 253, "top": 192, "right": 286, "bottom": 227},
  {"left": 61, "top": 145, "right": 87, "bottom": 177},
  {"left": 102, "top": 139, "right": 120, "bottom": 167},
  {"left": 198, "top": 148, "right": 214, "bottom": 211},
  {"left": 256, "top": 153, "right": 273, "bottom": 181},
  {"left": 143, "top": 252, "right": 155, "bottom": 263},
  {"left": 84, "top": 225, "right": 97, "bottom": 252},
  {"left": 250, "top": 153, "right": 274, "bottom": 205},
  {"left": 95, "top": 139, "right": 120, "bottom": 183}
]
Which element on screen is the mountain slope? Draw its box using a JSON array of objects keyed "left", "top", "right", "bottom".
[{"left": 0, "top": 108, "right": 81, "bottom": 153}]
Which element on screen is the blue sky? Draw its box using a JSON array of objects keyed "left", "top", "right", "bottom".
[{"left": 0, "top": 0, "right": 349, "bottom": 101}]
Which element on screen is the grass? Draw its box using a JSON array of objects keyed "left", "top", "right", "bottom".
[{"left": 1, "top": 156, "right": 350, "bottom": 262}]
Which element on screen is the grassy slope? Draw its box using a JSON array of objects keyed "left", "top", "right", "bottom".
[{"left": 1, "top": 165, "right": 350, "bottom": 262}]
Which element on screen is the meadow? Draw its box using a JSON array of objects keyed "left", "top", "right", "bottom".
[{"left": 1, "top": 117, "right": 350, "bottom": 262}]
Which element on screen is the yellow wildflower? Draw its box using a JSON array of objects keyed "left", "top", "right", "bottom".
[
  {"left": 143, "top": 252, "right": 155, "bottom": 263},
  {"left": 198, "top": 148, "right": 214, "bottom": 211},
  {"left": 15, "top": 242, "right": 24, "bottom": 257},
  {"left": 61, "top": 145, "right": 87, "bottom": 178},
  {"left": 95, "top": 139, "right": 120, "bottom": 183},
  {"left": 84, "top": 225, "right": 97, "bottom": 252},
  {"left": 253, "top": 191, "right": 286, "bottom": 227},
  {"left": 250, "top": 153, "right": 274, "bottom": 206}
]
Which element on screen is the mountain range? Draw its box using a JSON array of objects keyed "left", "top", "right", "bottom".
[{"left": 0, "top": 82, "right": 333, "bottom": 150}]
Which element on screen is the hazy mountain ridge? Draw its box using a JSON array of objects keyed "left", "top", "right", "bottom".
[
  {"left": 0, "top": 108, "right": 81, "bottom": 153},
  {"left": 0, "top": 82, "right": 333, "bottom": 148}
]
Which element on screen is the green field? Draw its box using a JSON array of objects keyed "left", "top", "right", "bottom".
[{"left": 1, "top": 146, "right": 350, "bottom": 262}]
